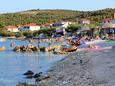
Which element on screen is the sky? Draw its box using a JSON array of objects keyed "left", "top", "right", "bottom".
[{"left": 0, "top": 0, "right": 115, "bottom": 13}]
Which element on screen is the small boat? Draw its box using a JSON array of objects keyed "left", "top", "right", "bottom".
[
  {"left": 61, "top": 44, "right": 77, "bottom": 52},
  {"left": 0, "top": 46, "right": 5, "bottom": 51},
  {"left": 65, "top": 46, "right": 77, "bottom": 52}
]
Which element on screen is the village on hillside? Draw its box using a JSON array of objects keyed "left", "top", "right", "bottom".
[{"left": 0, "top": 14, "right": 115, "bottom": 40}]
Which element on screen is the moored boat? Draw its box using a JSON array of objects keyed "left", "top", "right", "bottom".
[
  {"left": 60, "top": 44, "right": 77, "bottom": 52},
  {"left": 65, "top": 45, "right": 77, "bottom": 52}
]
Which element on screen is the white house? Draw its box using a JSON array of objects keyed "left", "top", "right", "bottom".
[
  {"left": 61, "top": 21, "right": 71, "bottom": 28},
  {"left": 19, "top": 23, "right": 40, "bottom": 31},
  {"left": 52, "top": 21, "right": 71, "bottom": 28},
  {"left": 4, "top": 26, "right": 19, "bottom": 32},
  {"left": 78, "top": 19, "right": 90, "bottom": 25}
]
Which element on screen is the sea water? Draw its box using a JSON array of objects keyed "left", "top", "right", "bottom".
[{"left": 0, "top": 39, "right": 64, "bottom": 86}]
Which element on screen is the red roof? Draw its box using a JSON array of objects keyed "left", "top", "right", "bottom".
[
  {"left": 23, "top": 23, "right": 40, "bottom": 26},
  {"left": 42, "top": 24, "right": 51, "bottom": 26},
  {"left": 4, "top": 26, "right": 17, "bottom": 29}
]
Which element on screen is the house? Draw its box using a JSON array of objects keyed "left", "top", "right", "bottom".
[
  {"left": 78, "top": 19, "right": 90, "bottom": 25},
  {"left": 61, "top": 21, "right": 71, "bottom": 28},
  {"left": 19, "top": 23, "right": 40, "bottom": 31},
  {"left": 4, "top": 26, "right": 19, "bottom": 32},
  {"left": 100, "top": 14, "right": 115, "bottom": 39},
  {"left": 52, "top": 21, "right": 71, "bottom": 28},
  {"left": 55, "top": 27, "right": 66, "bottom": 36},
  {"left": 52, "top": 22, "right": 63, "bottom": 27}
]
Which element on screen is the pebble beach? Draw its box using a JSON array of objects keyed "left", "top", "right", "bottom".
[{"left": 34, "top": 46, "right": 115, "bottom": 86}]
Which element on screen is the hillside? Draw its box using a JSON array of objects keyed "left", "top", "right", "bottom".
[{"left": 0, "top": 8, "right": 115, "bottom": 26}]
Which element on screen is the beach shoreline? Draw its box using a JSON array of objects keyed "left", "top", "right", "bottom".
[{"left": 34, "top": 47, "right": 115, "bottom": 86}]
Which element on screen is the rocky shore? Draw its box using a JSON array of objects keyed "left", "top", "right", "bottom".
[
  {"left": 18, "top": 46, "right": 115, "bottom": 86},
  {"left": 38, "top": 46, "right": 115, "bottom": 86}
]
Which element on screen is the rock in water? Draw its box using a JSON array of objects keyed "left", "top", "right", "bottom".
[
  {"left": 23, "top": 70, "right": 34, "bottom": 76},
  {"left": 112, "top": 45, "right": 115, "bottom": 50},
  {"left": 33, "top": 73, "right": 41, "bottom": 78}
]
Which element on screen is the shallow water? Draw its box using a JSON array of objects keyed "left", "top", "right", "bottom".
[
  {"left": 0, "top": 39, "right": 64, "bottom": 86},
  {"left": 0, "top": 39, "right": 115, "bottom": 86}
]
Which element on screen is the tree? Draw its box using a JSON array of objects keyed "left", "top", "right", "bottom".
[
  {"left": 23, "top": 31, "right": 33, "bottom": 37},
  {"left": 66, "top": 24, "right": 79, "bottom": 33},
  {"left": 15, "top": 32, "right": 24, "bottom": 37}
]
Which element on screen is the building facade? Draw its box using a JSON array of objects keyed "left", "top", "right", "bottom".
[
  {"left": 4, "top": 26, "right": 19, "bottom": 32},
  {"left": 100, "top": 14, "right": 115, "bottom": 39},
  {"left": 78, "top": 19, "right": 90, "bottom": 25},
  {"left": 19, "top": 23, "right": 40, "bottom": 31}
]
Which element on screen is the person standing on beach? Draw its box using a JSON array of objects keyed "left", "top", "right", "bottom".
[
  {"left": 80, "top": 37, "right": 86, "bottom": 48},
  {"left": 10, "top": 40, "right": 15, "bottom": 47},
  {"left": 48, "top": 39, "right": 51, "bottom": 50},
  {"left": 38, "top": 38, "right": 40, "bottom": 48}
]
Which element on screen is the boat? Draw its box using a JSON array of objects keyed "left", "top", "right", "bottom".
[
  {"left": 61, "top": 44, "right": 77, "bottom": 52},
  {"left": 0, "top": 46, "right": 5, "bottom": 51},
  {"left": 65, "top": 46, "right": 77, "bottom": 52}
]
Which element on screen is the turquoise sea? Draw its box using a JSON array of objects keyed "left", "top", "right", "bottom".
[{"left": 0, "top": 39, "right": 65, "bottom": 86}]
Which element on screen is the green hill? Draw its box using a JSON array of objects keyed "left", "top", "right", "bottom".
[{"left": 0, "top": 8, "right": 115, "bottom": 26}]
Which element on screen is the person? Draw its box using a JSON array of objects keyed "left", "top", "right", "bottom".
[
  {"left": 88, "top": 44, "right": 99, "bottom": 49},
  {"left": 47, "top": 39, "right": 52, "bottom": 50},
  {"left": 88, "top": 44, "right": 94, "bottom": 48},
  {"left": 80, "top": 37, "right": 86, "bottom": 45},
  {"left": 96, "top": 35, "right": 100, "bottom": 40},
  {"left": 38, "top": 39, "right": 40, "bottom": 48},
  {"left": 28, "top": 39, "right": 33, "bottom": 44},
  {"left": 10, "top": 40, "right": 15, "bottom": 47},
  {"left": 105, "top": 33, "right": 109, "bottom": 39}
]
